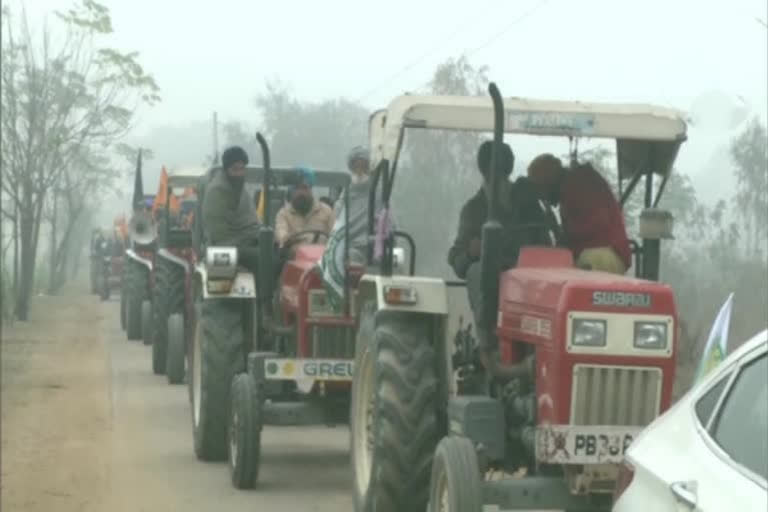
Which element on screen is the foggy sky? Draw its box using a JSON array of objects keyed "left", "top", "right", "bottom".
[{"left": 17, "top": 0, "right": 768, "bottom": 214}]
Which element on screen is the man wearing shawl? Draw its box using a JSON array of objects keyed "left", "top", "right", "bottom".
[{"left": 319, "top": 146, "right": 385, "bottom": 311}]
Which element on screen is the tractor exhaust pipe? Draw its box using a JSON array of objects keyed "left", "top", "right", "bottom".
[{"left": 479, "top": 82, "right": 534, "bottom": 382}]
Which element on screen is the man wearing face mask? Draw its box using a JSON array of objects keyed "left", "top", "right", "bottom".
[
  {"left": 201, "top": 145, "right": 261, "bottom": 270},
  {"left": 274, "top": 166, "right": 334, "bottom": 254}
]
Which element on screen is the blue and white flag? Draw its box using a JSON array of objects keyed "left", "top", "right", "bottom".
[{"left": 695, "top": 293, "right": 734, "bottom": 383}]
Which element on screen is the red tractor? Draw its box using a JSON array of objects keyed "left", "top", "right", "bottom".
[
  {"left": 348, "top": 84, "right": 686, "bottom": 511},
  {"left": 189, "top": 150, "right": 356, "bottom": 490}
]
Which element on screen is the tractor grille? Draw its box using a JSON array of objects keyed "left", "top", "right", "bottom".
[
  {"left": 570, "top": 365, "right": 662, "bottom": 426},
  {"left": 310, "top": 325, "right": 355, "bottom": 359}
]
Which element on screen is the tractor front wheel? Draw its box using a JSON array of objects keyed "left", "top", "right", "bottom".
[
  {"left": 166, "top": 313, "right": 186, "bottom": 384},
  {"left": 99, "top": 272, "right": 110, "bottom": 301},
  {"left": 228, "top": 373, "right": 262, "bottom": 489},
  {"left": 350, "top": 301, "right": 439, "bottom": 512},
  {"left": 151, "top": 262, "right": 170, "bottom": 374},
  {"left": 427, "top": 436, "right": 483, "bottom": 512},
  {"left": 120, "top": 278, "right": 127, "bottom": 331},
  {"left": 191, "top": 300, "right": 246, "bottom": 461},
  {"left": 141, "top": 300, "right": 153, "bottom": 346}
]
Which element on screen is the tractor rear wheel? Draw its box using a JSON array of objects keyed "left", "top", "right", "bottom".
[
  {"left": 228, "top": 373, "right": 262, "bottom": 489},
  {"left": 427, "top": 436, "right": 483, "bottom": 512},
  {"left": 350, "top": 301, "right": 439, "bottom": 512},
  {"left": 141, "top": 300, "right": 153, "bottom": 346},
  {"left": 191, "top": 300, "right": 246, "bottom": 461},
  {"left": 166, "top": 313, "right": 186, "bottom": 384}
]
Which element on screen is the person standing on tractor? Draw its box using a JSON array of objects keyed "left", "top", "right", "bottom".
[
  {"left": 274, "top": 166, "right": 334, "bottom": 254},
  {"left": 201, "top": 146, "right": 261, "bottom": 271},
  {"left": 319, "top": 145, "right": 388, "bottom": 311},
  {"left": 526, "top": 153, "right": 632, "bottom": 274},
  {"left": 448, "top": 140, "right": 552, "bottom": 372}
]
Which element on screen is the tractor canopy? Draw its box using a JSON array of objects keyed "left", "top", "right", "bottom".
[
  {"left": 167, "top": 166, "right": 209, "bottom": 189},
  {"left": 370, "top": 94, "right": 688, "bottom": 181}
]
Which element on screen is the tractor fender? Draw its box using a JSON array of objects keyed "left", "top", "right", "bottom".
[
  {"left": 194, "top": 263, "right": 257, "bottom": 300},
  {"left": 157, "top": 248, "right": 189, "bottom": 274},
  {"left": 125, "top": 249, "right": 153, "bottom": 272},
  {"left": 357, "top": 274, "right": 448, "bottom": 315}
]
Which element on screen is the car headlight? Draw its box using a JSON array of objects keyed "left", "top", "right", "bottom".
[
  {"left": 572, "top": 319, "right": 607, "bottom": 347},
  {"left": 634, "top": 322, "right": 668, "bottom": 349}
]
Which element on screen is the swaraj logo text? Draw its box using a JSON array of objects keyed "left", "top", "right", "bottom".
[{"left": 592, "top": 291, "right": 651, "bottom": 308}]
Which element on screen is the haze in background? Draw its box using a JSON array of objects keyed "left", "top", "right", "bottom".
[{"left": 23, "top": 0, "right": 768, "bottom": 216}]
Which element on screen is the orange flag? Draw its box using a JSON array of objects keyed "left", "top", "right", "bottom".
[{"left": 153, "top": 166, "right": 169, "bottom": 215}]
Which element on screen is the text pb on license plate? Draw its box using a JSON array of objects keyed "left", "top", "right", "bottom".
[{"left": 535, "top": 425, "right": 643, "bottom": 464}]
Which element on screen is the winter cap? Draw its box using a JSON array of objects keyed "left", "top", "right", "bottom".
[{"left": 221, "top": 146, "right": 249, "bottom": 171}]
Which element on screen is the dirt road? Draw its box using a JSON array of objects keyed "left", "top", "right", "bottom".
[{"left": 1, "top": 282, "right": 351, "bottom": 512}]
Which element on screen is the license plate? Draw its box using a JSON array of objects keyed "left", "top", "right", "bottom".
[{"left": 535, "top": 424, "right": 642, "bottom": 464}]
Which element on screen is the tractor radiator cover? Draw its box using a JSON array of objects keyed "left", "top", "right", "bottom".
[{"left": 448, "top": 395, "right": 505, "bottom": 461}]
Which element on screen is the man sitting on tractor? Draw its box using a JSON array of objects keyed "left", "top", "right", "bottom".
[
  {"left": 201, "top": 145, "right": 261, "bottom": 272},
  {"left": 448, "top": 141, "right": 552, "bottom": 371},
  {"left": 274, "top": 166, "right": 335, "bottom": 255},
  {"left": 527, "top": 153, "right": 632, "bottom": 274}
]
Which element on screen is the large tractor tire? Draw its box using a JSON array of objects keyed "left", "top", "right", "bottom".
[
  {"left": 166, "top": 313, "right": 186, "bottom": 384},
  {"left": 151, "top": 262, "right": 170, "bottom": 374},
  {"left": 141, "top": 300, "right": 153, "bottom": 346},
  {"left": 228, "top": 373, "right": 263, "bottom": 489},
  {"left": 351, "top": 301, "right": 440, "bottom": 512},
  {"left": 191, "top": 300, "right": 246, "bottom": 461},
  {"left": 427, "top": 436, "right": 483, "bottom": 512},
  {"left": 125, "top": 264, "right": 145, "bottom": 341}
]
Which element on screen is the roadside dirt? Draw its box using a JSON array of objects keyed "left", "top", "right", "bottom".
[{"left": 1, "top": 286, "right": 112, "bottom": 512}]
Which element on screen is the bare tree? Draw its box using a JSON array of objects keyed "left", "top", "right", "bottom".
[{"left": 0, "top": 1, "right": 160, "bottom": 319}]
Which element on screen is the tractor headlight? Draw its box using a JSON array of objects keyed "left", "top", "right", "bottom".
[
  {"left": 634, "top": 321, "right": 668, "bottom": 350},
  {"left": 571, "top": 319, "right": 607, "bottom": 347},
  {"left": 205, "top": 247, "right": 238, "bottom": 280}
]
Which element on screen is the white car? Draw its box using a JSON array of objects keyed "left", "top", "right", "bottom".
[{"left": 613, "top": 328, "right": 767, "bottom": 511}]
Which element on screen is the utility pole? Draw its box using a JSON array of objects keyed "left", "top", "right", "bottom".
[{"left": 212, "top": 112, "right": 220, "bottom": 165}]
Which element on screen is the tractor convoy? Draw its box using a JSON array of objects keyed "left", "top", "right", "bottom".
[{"left": 96, "top": 81, "right": 688, "bottom": 511}]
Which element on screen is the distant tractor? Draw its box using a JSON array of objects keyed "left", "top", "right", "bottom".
[
  {"left": 122, "top": 151, "right": 158, "bottom": 343},
  {"left": 348, "top": 85, "right": 686, "bottom": 512},
  {"left": 96, "top": 226, "right": 126, "bottom": 302}
]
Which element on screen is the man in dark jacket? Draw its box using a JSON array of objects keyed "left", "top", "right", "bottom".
[
  {"left": 447, "top": 141, "right": 552, "bottom": 362},
  {"left": 202, "top": 146, "right": 261, "bottom": 270},
  {"left": 527, "top": 154, "right": 631, "bottom": 274}
]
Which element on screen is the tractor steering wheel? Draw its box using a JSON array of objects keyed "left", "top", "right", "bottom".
[{"left": 279, "top": 229, "right": 330, "bottom": 259}]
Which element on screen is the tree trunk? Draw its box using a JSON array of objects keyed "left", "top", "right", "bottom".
[
  {"left": 15, "top": 189, "right": 45, "bottom": 321},
  {"left": 13, "top": 188, "right": 18, "bottom": 300},
  {"left": 15, "top": 212, "right": 35, "bottom": 321},
  {"left": 48, "top": 192, "right": 58, "bottom": 294}
]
